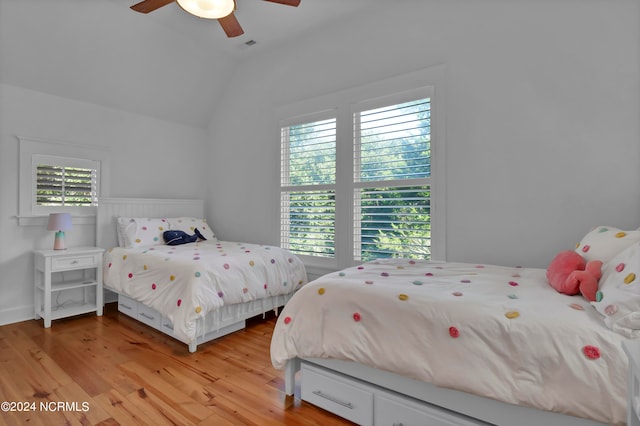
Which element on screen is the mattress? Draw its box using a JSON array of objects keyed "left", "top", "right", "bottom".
[
  {"left": 104, "top": 240, "right": 307, "bottom": 344},
  {"left": 270, "top": 259, "right": 628, "bottom": 425}
]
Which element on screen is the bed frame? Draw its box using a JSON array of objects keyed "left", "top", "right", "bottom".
[
  {"left": 96, "top": 197, "right": 292, "bottom": 352},
  {"left": 283, "top": 357, "right": 609, "bottom": 426}
]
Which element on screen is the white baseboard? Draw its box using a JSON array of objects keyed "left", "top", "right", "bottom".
[
  {"left": 0, "top": 304, "right": 35, "bottom": 326},
  {"left": 0, "top": 290, "right": 117, "bottom": 326}
]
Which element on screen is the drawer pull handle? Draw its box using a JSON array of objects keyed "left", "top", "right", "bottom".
[
  {"left": 311, "top": 390, "right": 353, "bottom": 409},
  {"left": 71, "top": 260, "right": 79, "bottom": 264},
  {"left": 120, "top": 303, "right": 132, "bottom": 309},
  {"left": 140, "top": 312, "right": 155, "bottom": 320},
  {"left": 393, "top": 423, "right": 403, "bottom": 426}
]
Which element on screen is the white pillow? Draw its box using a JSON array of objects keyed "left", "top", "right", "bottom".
[
  {"left": 575, "top": 226, "right": 640, "bottom": 262},
  {"left": 116, "top": 217, "right": 169, "bottom": 248},
  {"left": 168, "top": 217, "right": 216, "bottom": 241},
  {"left": 592, "top": 241, "right": 640, "bottom": 337}
]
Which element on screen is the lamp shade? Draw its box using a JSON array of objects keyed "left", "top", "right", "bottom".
[
  {"left": 176, "top": 0, "right": 234, "bottom": 19},
  {"left": 47, "top": 213, "right": 72, "bottom": 231}
]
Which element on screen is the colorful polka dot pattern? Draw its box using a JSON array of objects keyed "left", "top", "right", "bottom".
[
  {"left": 591, "top": 242, "right": 640, "bottom": 335},
  {"left": 270, "top": 258, "right": 628, "bottom": 420},
  {"left": 278, "top": 259, "right": 606, "bottom": 364},
  {"left": 118, "top": 217, "right": 168, "bottom": 248},
  {"left": 575, "top": 226, "right": 640, "bottom": 263},
  {"left": 103, "top": 240, "right": 308, "bottom": 344}
]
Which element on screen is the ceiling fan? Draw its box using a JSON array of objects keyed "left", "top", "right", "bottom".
[{"left": 130, "top": 0, "right": 301, "bottom": 38}]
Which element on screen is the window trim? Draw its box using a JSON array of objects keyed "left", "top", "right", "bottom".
[
  {"left": 18, "top": 136, "right": 111, "bottom": 226},
  {"left": 276, "top": 65, "right": 446, "bottom": 270}
]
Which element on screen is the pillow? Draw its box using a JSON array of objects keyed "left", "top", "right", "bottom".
[
  {"left": 575, "top": 226, "right": 640, "bottom": 263},
  {"left": 592, "top": 242, "right": 640, "bottom": 337},
  {"left": 116, "top": 217, "right": 169, "bottom": 248},
  {"left": 168, "top": 217, "right": 216, "bottom": 241}
]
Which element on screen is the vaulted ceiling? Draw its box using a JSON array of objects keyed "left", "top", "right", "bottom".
[{"left": 0, "top": 0, "right": 372, "bottom": 128}]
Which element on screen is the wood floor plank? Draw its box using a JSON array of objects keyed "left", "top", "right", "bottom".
[
  {"left": 0, "top": 328, "right": 72, "bottom": 391},
  {"left": 0, "top": 303, "right": 352, "bottom": 425},
  {"left": 48, "top": 381, "right": 112, "bottom": 425},
  {"left": 122, "top": 385, "right": 202, "bottom": 426},
  {"left": 118, "top": 360, "right": 217, "bottom": 423},
  {"left": 93, "top": 389, "right": 139, "bottom": 425}
]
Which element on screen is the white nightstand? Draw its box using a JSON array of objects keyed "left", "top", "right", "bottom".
[
  {"left": 623, "top": 340, "right": 640, "bottom": 426},
  {"left": 33, "top": 246, "right": 105, "bottom": 328}
]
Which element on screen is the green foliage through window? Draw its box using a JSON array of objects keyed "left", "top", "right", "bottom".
[
  {"left": 281, "top": 190, "right": 335, "bottom": 257},
  {"left": 357, "top": 186, "right": 431, "bottom": 262},
  {"left": 281, "top": 96, "right": 432, "bottom": 261},
  {"left": 281, "top": 118, "right": 336, "bottom": 256},
  {"left": 36, "top": 165, "right": 96, "bottom": 206},
  {"left": 354, "top": 98, "right": 431, "bottom": 261}
]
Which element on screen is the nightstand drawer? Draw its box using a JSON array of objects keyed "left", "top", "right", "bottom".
[
  {"left": 301, "top": 363, "right": 373, "bottom": 425},
  {"left": 51, "top": 254, "right": 99, "bottom": 272}
]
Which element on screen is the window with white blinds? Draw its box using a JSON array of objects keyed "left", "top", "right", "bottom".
[
  {"left": 279, "top": 68, "right": 444, "bottom": 266},
  {"left": 280, "top": 118, "right": 336, "bottom": 257},
  {"left": 32, "top": 154, "right": 99, "bottom": 209},
  {"left": 354, "top": 98, "right": 432, "bottom": 261}
]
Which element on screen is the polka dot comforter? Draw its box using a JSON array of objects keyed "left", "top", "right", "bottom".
[
  {"left": 104, "top": 240, "right": 307, "bottom": 344},
  {"left": 270, "top": 259, "right": 628, "bottom": 425}
]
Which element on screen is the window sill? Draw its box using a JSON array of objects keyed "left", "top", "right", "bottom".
[{"left": 16, "top": 215, "right": 96, "bottom": 227}]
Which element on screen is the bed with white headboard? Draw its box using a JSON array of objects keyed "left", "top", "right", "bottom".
[{"left": 97, "top": 197, "right": 307, "bottom": 352}]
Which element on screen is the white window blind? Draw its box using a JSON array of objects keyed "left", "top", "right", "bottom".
[
  {"left": 353, "top": 98, "right": 431, "bottom": 261},
  {"left": 280, "top": 118, "right": 336, "bottom": 257},
  {"left": 33, "top": 154, "right": 99, "bottom": 209}
]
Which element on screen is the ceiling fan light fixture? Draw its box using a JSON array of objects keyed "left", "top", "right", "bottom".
[{"left": 176, "top": 0, "right": 235, "bottom": 19}]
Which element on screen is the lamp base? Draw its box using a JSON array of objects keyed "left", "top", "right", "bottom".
[{"left": 53, "top": 231, "right": 66, "bottom": 250}]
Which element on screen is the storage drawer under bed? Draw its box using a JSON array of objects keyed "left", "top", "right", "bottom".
[
  {"left": 301, "top": 361, "right": 489, "bottom": 426},
  {"left": 117, "top": 294, "right": 138, "bottom": 317},
  {"left": 137, "top": 302, "right": 162, "bottom": 328},
  {"left": 301, "top": 362, "right": 374, "bottom": 425}
]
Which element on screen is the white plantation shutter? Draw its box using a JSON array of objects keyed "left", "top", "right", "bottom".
[
  {"left": 33, "top": 154, "right": 99, "bottom": 208},
  {"left": 353, "top": 98, "right": 432, "bottom": 261},
  {"left": 280, "top": 117, "right": 336, "bottom": 257},
  {"left": 278, "top": 72, "right": 444, "bottom": 265}
]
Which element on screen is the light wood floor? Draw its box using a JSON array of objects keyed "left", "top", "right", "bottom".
[{"left": 0, "top": 303, "right": 353, "bottom": 425}]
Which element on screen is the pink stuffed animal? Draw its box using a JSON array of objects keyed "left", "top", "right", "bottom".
[{"left": 546, "top": 250, "right": 602, "bottom": 301}]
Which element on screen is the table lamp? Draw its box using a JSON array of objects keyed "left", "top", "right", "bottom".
[{"left": 47, "top": 213, "right": 72, "bottom": 250}]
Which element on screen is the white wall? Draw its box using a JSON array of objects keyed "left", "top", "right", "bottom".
[
  {"left": 0, "top": 83, "right": 208, "bottom": 325},
  {"left": 206, "top": 0, "right": 640, "bottom": 270}
]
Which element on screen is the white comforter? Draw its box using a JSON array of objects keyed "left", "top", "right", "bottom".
[
  {"left": 270, "top": 259, "right": 628, "bottom": 425},
  {"left": 104, "top": 240, "right": 307, "bottom": 343}
]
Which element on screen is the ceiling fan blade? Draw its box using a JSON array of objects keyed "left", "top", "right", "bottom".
[
  {"left": 130, "top": 0, "right": 175, "bottom": 13},
  {"left": 263, "top": 0, "right": 301, "bottom": 6},
  {"left": 218, "top": 12, "right": 244, "bottom": 37}
]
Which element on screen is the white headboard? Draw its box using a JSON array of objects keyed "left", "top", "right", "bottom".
[{"left": 96, "top": 197, "right": 204, "bottom": 249}]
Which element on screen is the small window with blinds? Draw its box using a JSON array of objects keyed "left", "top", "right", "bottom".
[
  {"left": 280, "top": 117, "right": 337, "bottom": 258},
  {"left": 353, "top": 98, "right": 431, "bottom": 261},
  {"left": 32, "top": 154, "right": 99, "bottom": 210}
]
